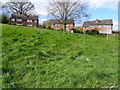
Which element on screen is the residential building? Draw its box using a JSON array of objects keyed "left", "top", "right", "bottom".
[
  {"left": 43, "top": 19, "right": 75, "bottom": 32},
  {"left": 10, "top": 14, "right": 39, "bottom": 28},
  {"left": 82, "top": 19, "right": 113, "bottom": 34}
]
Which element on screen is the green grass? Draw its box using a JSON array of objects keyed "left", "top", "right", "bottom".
[{"left": 1, "top": 24, "right": 118, "bottom": 88}]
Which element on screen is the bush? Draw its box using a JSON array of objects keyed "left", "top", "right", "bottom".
[
  {"left": 58, "top": 28, "right": 63, "bottom": 31},
  {"left": 74, "top": 29, "right": 84, "bottom": 34},
  {"left": 46, "top": 25, "right": 51, "bottom": 29},
  {"left": 85, "top": 30, "right": 91, "bottom": 34},
  {"left": 41, "top": 24, "right": 46, "bottom": 29},
  {"left": 75, "top": 26, "right": 83, "bottom": 34},
  {"left": 85, "top": 30, "right": 99, "bottom": 35},
  {"left": 91, "top": 30, "right": 99, "bottom": 35},
  {"left": 0, "top": 14, "right": 8, "bottom": 24}
]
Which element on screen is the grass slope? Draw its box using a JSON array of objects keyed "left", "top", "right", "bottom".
[{"left": 2, "top": 24, "right": 118, "bottom": 88}]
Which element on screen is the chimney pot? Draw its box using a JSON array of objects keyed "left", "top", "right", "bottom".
[{"left": 96, "top": 18, "right": 99, "bottom": 23}]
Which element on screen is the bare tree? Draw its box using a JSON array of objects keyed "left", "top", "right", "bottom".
[
  {"left": 5, "top": 0, "right": 35, "bottom": 15},
  {"left": 47, "top": 0, "right": 90, "bottom": 31}
]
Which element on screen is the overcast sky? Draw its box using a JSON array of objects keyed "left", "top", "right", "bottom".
[{"left": 1, "top": 0, "right": 119, "bottom": 30}]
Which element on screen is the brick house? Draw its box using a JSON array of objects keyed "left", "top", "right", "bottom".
[
  {"left": 82, "top": 19, "right": 113, "bottom": 34},
  {"left": 43, "top": 19, "right": 75, "bottom": 32},
  {"left": 10, "top": 14, "right": 39, "bottom": 28}
]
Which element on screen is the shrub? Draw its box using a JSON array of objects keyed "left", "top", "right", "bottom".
[
  {"left": 91, "top": 30, "right": 99, "bottom": 35},
  {"left": 41, "top": 24, "right": 46, "bottom": 29},
  {"left": 0, "top": 14, "right": 8, "bottom": 24},
  {"left": 46, "top": 25, "right": 51, "bottom": 29},
  {"left": 74, "top": 29, "right": 84, "bottom": 34},
  {"left": 85, "top": 30, "right": 99, "bottom": 35},
  {"left": 75, "top": 26, "right": 83, "bottom": 34},
  {"left": 94, "top": 26, "right": 100, "bottom": 31},
  {"left": 85, "top": 30, "right": 91, "bottom": 34},
  {"left": 58, "top": 28, "right": 63, "bottom": 31}
]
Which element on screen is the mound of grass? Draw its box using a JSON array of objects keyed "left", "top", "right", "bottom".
[{"left": 1, "top": 24, "right": 118, "bottom": 88}]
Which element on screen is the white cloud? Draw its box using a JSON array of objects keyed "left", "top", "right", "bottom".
[
  {"left": 1, "top": 0, "right": 7, "bottom": 3},
  {"left": 1, "top": 0, "right": 48, "bottom": 3},
  {"left": 87, "top": 0, "right": 119, "bottom": 10},
  {"left": 31, "top": 2, "right": 48, "bottom": 15}
]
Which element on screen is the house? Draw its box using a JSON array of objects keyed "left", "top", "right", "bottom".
[
  {"left": 10, "top": 14, "right": 39, "bottom": 28},
  {"left": 43, "top": 19, "right": 75, "bottom": 32},
  {"left": 82, "top": 19, "right": 113, "bottom": 34}
]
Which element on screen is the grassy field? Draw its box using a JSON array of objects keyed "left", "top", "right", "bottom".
[{"left": 1, "top": 24, "right": 118, "bottom": 88}]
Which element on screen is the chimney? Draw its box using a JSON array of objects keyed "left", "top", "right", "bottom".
[{"left": 96, "top": 18, "right": 99, "bottom": 23}]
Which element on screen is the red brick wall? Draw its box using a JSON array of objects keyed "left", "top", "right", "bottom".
[
  {"left": 11, "top": 18, "right": 38, "bottom": 27},
  {"left": 51, "top": 24, "right": 74, "bottom": 31},
  {"left": 83, "top": 25, "right": 112, "bottom": 32}
]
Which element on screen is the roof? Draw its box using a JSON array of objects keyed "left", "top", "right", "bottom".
[
  {"left": 11, "top": 13, "right": 38, "bottom": 20},
  {"left": 43, "top": 19, "right": 74, "bottom": 24},
  {"left": 83, "top": 19, "right": 113, "bottom": 27}
]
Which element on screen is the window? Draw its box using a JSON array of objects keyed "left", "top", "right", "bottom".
[
  {"left": 34, "top": 26, "right": 37, "bottom": 28},
  {"left": 101, "top": 25, "right": 104, "bottom": 28},
  {"left": 99, "top": 25, "right": 103, "bottom": 28},
  {"left": 51, "top": 24, "right": 55, "bottom": 26},
  {"left": 17, "top": 19, "right": 22, "bottom": 22},
  {"left": 17, "top": 24, "right": 22, "bottom": 25},
  {"left": 55, "top": 24, "right": 60, "bottom": 26},
  {"left": 27, "top": 19, "right": 32, "bottom": 22},
  {"left": 55, "top": 28, "right": 60, "bottom": 29},
  {"left": 66, "top": 24, "right": 69, "bottom": 26},
  {"left": 66, "top": 28, "right": 69, "bottom": 31},
  {"left": 70, "top": 24, "right": 73, "bottom": 26},
  {"left": 27, "top": 24, "right": 32, "bottom": 27},
  {"left": 12, "top": 19, "right": 15, "bottom": 21},
  {"left": 106, "top": 25, "right": 110, "bottom": 28},
  {"left": 34, "top": 20, "right": 37, "bottom": 23},
  {"left": 90, "top": 26, "right": 93, "bottom": 28}
]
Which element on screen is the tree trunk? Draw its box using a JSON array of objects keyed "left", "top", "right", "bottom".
[
  {"left": 63, "top": 18, "right": 67, "bottom": 31},
  {"left": 63, "top": 22, "right": 67, "bottom": 31}
]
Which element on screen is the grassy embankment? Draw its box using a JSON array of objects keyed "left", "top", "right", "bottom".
[{"left": 1, "top": 24, "right": 118, "bottom": 88}]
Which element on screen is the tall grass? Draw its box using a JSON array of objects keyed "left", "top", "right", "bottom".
[{"left": 1, "top": 24, "right": 118, "bottom": 88}]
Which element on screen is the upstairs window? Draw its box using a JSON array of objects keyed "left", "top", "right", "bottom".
[
  {"left": 12, "top": 19, "right": 15, "bottom": 21},
  {"left": 27, "top": 19, "right": 32, "bottom": 22},
  {"left": 90, "top": 26, "right": 93, "bottom": 28},
  {"left": 70, "top": 24, "right": 73, "bottom": 26},
  {"left": 55, "top": 24, "right": 60, "bottom": 26},
  {"left": 17, "top": 19, "right": 22, "bottom": 22},
  {"left": 34, "top": 20, "right": 37, "bottom": 23}
]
